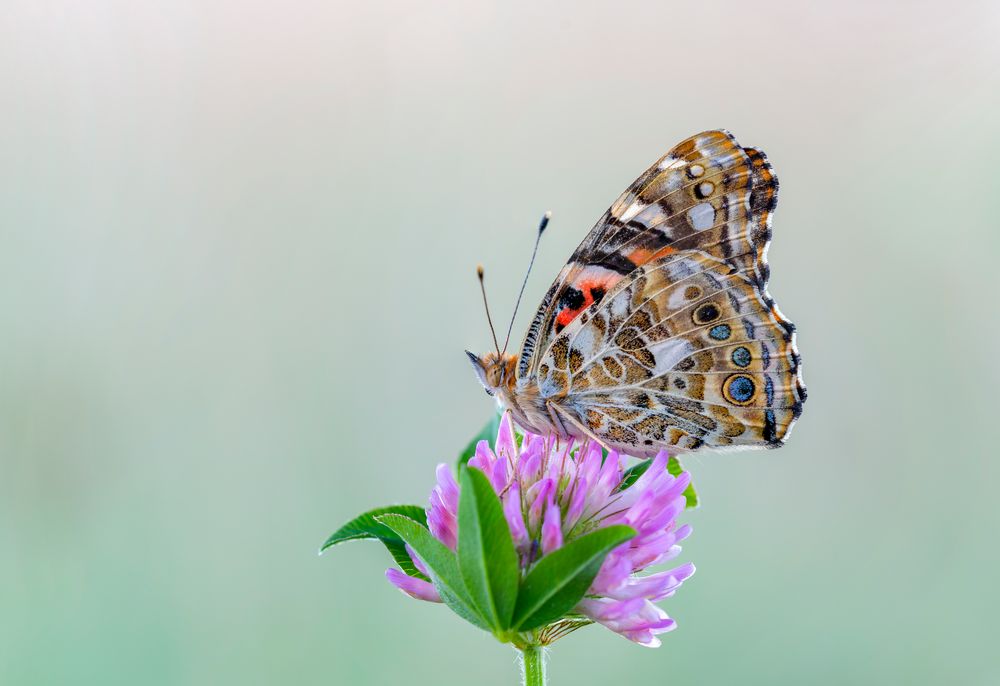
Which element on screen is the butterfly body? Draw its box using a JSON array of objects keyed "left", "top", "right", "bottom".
[{"left": 469, "top": 130, "right": 806, "bottom": 457}]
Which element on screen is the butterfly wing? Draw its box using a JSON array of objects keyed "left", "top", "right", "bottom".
[
  {"left": 516, "top": 129, "right": 803, "bottom": 454},
  {"left": 537, "top": 250, "right": 804, "bottom": 455},
  {"left": 517, "top": 130, "right": 779, "bottom": 381}
]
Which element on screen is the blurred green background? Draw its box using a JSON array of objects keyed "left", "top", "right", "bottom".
[{"left": 2, "top": 1, "right": 999, "bottom": 684}]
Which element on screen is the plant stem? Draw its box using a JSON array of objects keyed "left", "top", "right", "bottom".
[{"left": 519, "top": 644, "right": 546, "bottom": 686}]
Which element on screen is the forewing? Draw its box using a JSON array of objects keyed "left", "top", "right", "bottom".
[
  {"left": 517, "top": 130, "right": 779, "bottom": 382},
  {"left": 537, "top": 251, "right": 805, "bottom": 456}
]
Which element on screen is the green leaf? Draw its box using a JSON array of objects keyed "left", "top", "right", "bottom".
[
  {"left": 617, "top": 457, "right": 699, "bottom": 509},
  {"left": 320, "top": 505, "right": 430, "bottom": 579},
  {"left": 457, "top": 467, "right": 519, "bottom": 630},
  {"left": 511, "top": 525, "right": 636, "bottom": 631},
  {"left": 457, "top": 412, "right": 502, "bottom": 467},
  {"left": 618, "top": 458, "right": 653, "bottom": 491},
  {"left": 667, "top": 456, "right": 700, "bottom": 509},
  {"left": 376, "top": 513, "right": 490, "bottom": 631},
  {"left": 321, "top": 505, "right": 428, "bottom": 550}
]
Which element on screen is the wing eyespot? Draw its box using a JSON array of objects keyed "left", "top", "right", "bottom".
[
  {"left": 731, "top": 346, "right": 752, "bottom": 368},
  {"left": 693, "top": 302, "right": 721, "bottom": 324},
  {"left": 722, "top": 374, "right": 756, "bottom": 406},
  {"left": 708, "top": 324, "right": 731, "bottom": 341}
]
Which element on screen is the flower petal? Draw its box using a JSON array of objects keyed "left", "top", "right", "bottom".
[
  {"left": 518, "top": 448, "right": 542, "bottom": 486},
  {"left": 600, "top": 563, "right": 696, "bottom": 601},
  {"left": 527, "top": 478, "right": 554, "bottom": 529},
  {"left": 541, "top": 492, "right": 563, "bottom": 554},
  {"left": 490, "top": 456, "right": 509, "bottom": 494},
  {"left": 385, "top": 568, "right": 441, "bottom": 602},
  {"left": 503, "top": 482, "right": 529, "bottom": 547},
  {"left": 405, "top": 543, "right": 431, "bottom": 577},
  {"left": 434, "top": 463, "right": 460, "bottom": 513},
  {"left": 427, "top": 504, "right": 457, "bottom": 550},
  {"left": 563, "top": 475, "right": 588, "bottom": 530},
  {"left": 495, "top": 412, "right": 518, "bottom": 461},
  {"left": 577, "top": 597, "right": 677, "bottom": 647},
  {"left": 467, "top": 441, "right": 496, "bottom": 477}
]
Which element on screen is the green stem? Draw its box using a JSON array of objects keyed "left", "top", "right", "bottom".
[{"left": 519, "top": 644, "right": 546, "bottom": 686}]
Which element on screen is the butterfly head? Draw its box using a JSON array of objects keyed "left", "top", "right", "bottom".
[
  {"left": 466, "top": 351, "right": 517, "bottom": 397},
  {"left": 468, "top": 215, "right": 549, "bottom": 399}
]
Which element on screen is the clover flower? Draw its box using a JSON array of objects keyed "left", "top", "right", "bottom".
[{"left": 386, "top": 413, "right": 695, "bottom": 648}]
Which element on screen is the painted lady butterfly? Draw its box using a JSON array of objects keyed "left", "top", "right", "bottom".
[{"left": 468, "top": 130, "right": 806, "bottom": 456}]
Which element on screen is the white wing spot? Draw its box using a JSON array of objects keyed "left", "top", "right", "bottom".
[
  {"left": 689, "top": 164, "right": 705, "bottom": 178},
  {"left": 620, "top": 201, "right": 646, "bottom": 222},
  {"left": 573, "top": 326, "right": 598, "bottom": 358},
  {"left": 610, "top": 291, "right": 630, "bottom": 319},
  {"left": 649, "top": 339, "right": 695, "bottom": 375},
  {"left": 667, "top": 284, "right": 693, "bottom": 310},
  {"left": 687, "top": 202, "right": 715, "bottom": 231},
  {"left": 699, "top": 181, "right": 715, "bottom": 197}
]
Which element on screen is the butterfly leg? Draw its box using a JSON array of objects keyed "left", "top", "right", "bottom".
[{"left": 547, "top": 401, "right": 614, "bottom": 453}]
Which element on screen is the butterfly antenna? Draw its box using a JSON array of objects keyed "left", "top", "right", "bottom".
[
  {"left": 502, "top": 211, "right": 550, "bottom": 355},
  {"left": 477, "top": 264, "right": 501, "bottom": 356}
]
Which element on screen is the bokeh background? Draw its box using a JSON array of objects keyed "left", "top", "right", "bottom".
[{"left": 3, "top": 1, "right": 999, "bottom": 684}]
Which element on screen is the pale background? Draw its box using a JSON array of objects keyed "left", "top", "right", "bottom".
[{"left": 3, "top": 1, "right": 999, "bottom": 684}]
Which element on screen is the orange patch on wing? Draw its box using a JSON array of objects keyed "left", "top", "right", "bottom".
[
  {"left": 555, "top": 276, "right": 619, "bottom": 329},
  {"left": 556, "top": 308, "right": 577, "bottom": 328},
  {"left": 626, "top": 246, "right": 676, "bottom": 265}
]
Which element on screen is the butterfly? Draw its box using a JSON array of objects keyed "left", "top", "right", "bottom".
[{"left": 467, "top": 130, "right": 806, "bottom": 457}]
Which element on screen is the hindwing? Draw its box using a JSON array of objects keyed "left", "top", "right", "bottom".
[{"left": 536, "top": 250, "right": 804, "bottom": 455}]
